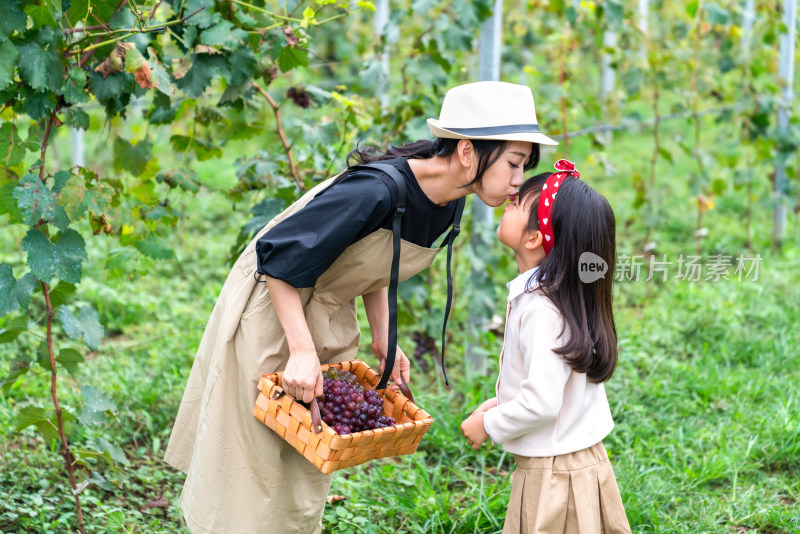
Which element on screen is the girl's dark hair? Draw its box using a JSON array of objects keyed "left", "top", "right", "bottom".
[
  {"left": 340, "top": 138, "right": 541, "bottom": 188},
  {"left": 518, "top": 173, "right": 618, "bottom": 383}
]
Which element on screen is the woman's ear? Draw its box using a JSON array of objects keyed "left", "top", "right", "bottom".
[
  {"left": 456, "top": 139, "right": 474, "bottom": 168},
  {"left": 524, "top": 230, "right": 543, "bottom": 251}
]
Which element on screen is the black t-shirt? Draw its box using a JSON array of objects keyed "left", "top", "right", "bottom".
[{"left": 255, "top": 158, "right": 459, "bottom": 288}]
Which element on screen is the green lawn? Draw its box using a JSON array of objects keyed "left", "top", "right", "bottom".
[{"left": 2, "top": 118, "right": 799, "bottom": 533}]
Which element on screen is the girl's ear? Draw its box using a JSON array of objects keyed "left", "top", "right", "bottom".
[
  {"left": 456, "top": 139, "right": 474, "bottom": 168},
  {"left": 524, "top": 230, "right": 543, "bottom": 251}
]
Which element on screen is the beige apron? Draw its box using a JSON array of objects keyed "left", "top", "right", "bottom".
[{"left": 164, "top": 176, "right": 444, "bottom": 534}]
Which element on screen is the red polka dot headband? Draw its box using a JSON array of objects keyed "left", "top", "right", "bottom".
[{"left": 537, "top": 159, "right": 581, "bottom": 256}]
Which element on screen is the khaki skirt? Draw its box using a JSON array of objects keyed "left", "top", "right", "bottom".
[{"left": 503, "top": 442, "right": 631, "bottom": 534}]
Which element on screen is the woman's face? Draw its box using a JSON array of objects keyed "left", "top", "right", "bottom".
[{"left": 473, "top": 141, "right": 533, "bottom": 207}]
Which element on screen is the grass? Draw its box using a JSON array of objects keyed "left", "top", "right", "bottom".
[{"left": 2, "top": 114, "right": 800, "bottom": 533}]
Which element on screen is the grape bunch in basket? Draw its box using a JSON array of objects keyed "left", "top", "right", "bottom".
[{"left": 319, "top": 368, "right": 396, "bottom": 435}]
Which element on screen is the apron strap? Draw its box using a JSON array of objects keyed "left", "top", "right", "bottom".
[
  {"left": 439, "top": 196, "right": 465, "bottom": 386},
  {"left": 359, "top": 163, "right": 465, "bottom": 390},
  {"left": 359, "top": 163, "right": 406, "bottom": 391}
]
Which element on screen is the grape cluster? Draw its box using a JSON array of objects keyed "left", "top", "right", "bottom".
[
  {"left": 319, "top": 368, "right": 396, "bottom": 435},
  {"left": 412, "top": 330, "right": 438, "bottom": 373}
]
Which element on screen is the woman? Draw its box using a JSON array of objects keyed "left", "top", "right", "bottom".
[{"left": 164, "top": 81, "right": 558, "bottom": 534}]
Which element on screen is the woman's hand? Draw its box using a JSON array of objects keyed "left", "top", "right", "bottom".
[
  {"left": 373, "top": 339, "right": 411, "bottom": 387},
  {"left": 460, "top": 412, "right": 490, "bottom": 450},
  {"left": 282, "top": 350, "right": 323, "bottom": 403},
  {"left": 362, "top": 287, "right": 411, "bottom": 388},
  {"left": 265, "top": 276, "right": 322, "bottom": 403}
]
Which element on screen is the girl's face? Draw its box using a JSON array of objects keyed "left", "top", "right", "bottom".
[
  {"left": 472, "top": 141, "right": 532, "bottom": 207},
  {"left": 497, "top": 191, "right": 536, "bottom": 250}
]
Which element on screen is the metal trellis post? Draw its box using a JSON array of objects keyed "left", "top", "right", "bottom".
[
  {"left": 374, "top": 0, "right": 389, "bottom": 110},
  {"left": 774, "top": 0, "right": 796, "bottom": 248},
  {"left": 465, "top": 0, "right": 503, "bottom": 374}
]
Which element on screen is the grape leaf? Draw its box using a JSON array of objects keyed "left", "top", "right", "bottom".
[
  {"left": 67, "top": 0, "right": 117, "bottom": 28},
  {"left": 176, "top": 53, "right": 218, "bottom": 97},
  {"left": 169, "top": 135, "right": 222, "bottom": 160},
  {"left": 15, "top": 405, "right": 73, "bottom": 444},
  {"left": 129, "top": 179, "right": 158, "bottom": 205},
  {"left": 156, "top": 169, "right": 200, "bottom": 192},
  {"left": 79, "top": 385, "right": 116, "bottom": 425},
  {"left": 56, "top": 348, "right": 84, "bottom": 374},
  {"left": 59, "top": 172, "right": 114, "bottom": 221},
  {"left": 134, "top": 234, "right": 174, "bottom": 260},
  {"left": 57, "top": 304, "right": 104, "bottom": 350},
  {"left": 149, "top": 59, "right": 173, "bottom": 96},
  {"left": 88, "top": 71, "right": 135, "bottom": 116},
  {"left": 0, "top": 123, "right": 27, "bottom": 168},
  {"left": 220, "top": 46, "right": 255, "bottom": 86},
  {"left": 200, "top": 20, "right": 247, "bottom": 49},
  {"left": 113, "top": 137, "right": 152, "bottom": 177},
  {"left": 244, "top": 198, "right": 285, "bottom": 234},
  {"left": 0, "top": 264, "right": 38, "bottom": 317},
  {"left": 48, "top": 281, "right": 76, "bottom": 308},
  {"left": 22, "top": 90, "right": 58, "bottom": 120},
  {"left": 182, "top": 0, "right": 218, "bottom": 29},
  {"left": 22, "top": 228, "right": 88, "bottom": 284},
  {"left": 63, "top": 67, "right": 89, "bottom": 105},
  {"left": 16, "top": 34, "right": 64, "bottom": 91},
  {"left": 1, "top": 351, "right": 32, "bottom": 393},
  {"left": 0, "top": 0, "right": 27, "bottom": 38},
  {"left": 0, "top": 40, "right": 19, "bottom": 89},
  {"left": 63, "top": 107, "right": 90, "bottom": 130},
  {"left": 90, "top": 437, "right": 128, "bottom": 466},
  {"left": 24, "top": 0, "right": 61, "bottom": 29},
  {"left": 13, "top": 173, "right": 70, "bottom": 229},
  {"left": 277, "top": 46, "right": 309, "bottom": 72},
  {"left": 0, "top": 316, "right": 29, "bottom": 344}
]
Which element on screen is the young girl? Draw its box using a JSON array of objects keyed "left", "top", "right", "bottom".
[{"left": 460, "top": 160, "right": 631, "bottom": 533}]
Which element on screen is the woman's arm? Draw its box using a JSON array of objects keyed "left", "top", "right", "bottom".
[
  {"left": 362, "top": 287, "right": 411, "bottom": 385},
  {"left": 265, "top": 276, "right": 322, "bottom": 403}
]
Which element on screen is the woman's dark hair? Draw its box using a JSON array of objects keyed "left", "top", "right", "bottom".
[
  {"left": 340, "top": 138, "right": 541, "bottom": 188},
  {"left": 518, "top": 173, "right": 618, "bottom": 383}
]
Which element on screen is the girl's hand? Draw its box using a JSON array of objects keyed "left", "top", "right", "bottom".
[
  {"left": 471, "top": 397, "right": 498, "bottom": 417},
  {"left": 282, "top": 350, "right": 323, "bottom": 403},
  {"left": 460, "top": 412, "right": 490, "bottom": 450},
  {"left": 373, "top": 339, "right": 411, "bottom": 389}
]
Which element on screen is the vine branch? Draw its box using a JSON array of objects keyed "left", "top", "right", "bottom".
[
  {"left": 252, "top": 82, "right": 304, "bottom": 190},
  {"left": 39, "top": 108, "right": 61, "bottom": 181},
  {"left": 42, "top": 281, "right": 86, "bottom": 534},
  {"left": 78, "top": 0, "right": 128, "bottom": 68}
]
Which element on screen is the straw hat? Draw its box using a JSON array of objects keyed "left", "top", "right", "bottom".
[{"left": 427, "top": 81, "right": 558, "bottom": 146}]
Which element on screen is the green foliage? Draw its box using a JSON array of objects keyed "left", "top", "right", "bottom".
[
  {"left": 1, "top": 0, "right": 798, "bottom": 532},
  {"left": 13, "top": 173, "right": 70, "bottom": 229},
  {"left": 57, "top": 304, "right": 105, "bottom": 351},
  {"left": 21, "top": 228, "right": 87, "bottom": 284},
  {"left": 58, "top": 169, "right": 115, "bottom": 222},
  {"left": 0, "top": 264, "right": 37, "bottom": 317}
]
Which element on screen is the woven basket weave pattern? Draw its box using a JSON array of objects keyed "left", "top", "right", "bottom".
[{"left": 253, "top": 360, "right": 433, "bottom": 474}]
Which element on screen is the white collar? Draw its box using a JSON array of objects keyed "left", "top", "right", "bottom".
[{"left": 506, "top": 266, "right": 540, "bottom": 301}]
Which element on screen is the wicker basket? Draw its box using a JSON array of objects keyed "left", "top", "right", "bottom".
[{"left": 253, "top": 359, "right": 434, "bottom": 474}]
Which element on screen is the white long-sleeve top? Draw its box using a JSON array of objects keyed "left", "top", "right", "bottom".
[{"left": 483, "top": 267, "right": 614, "bottom": 457}]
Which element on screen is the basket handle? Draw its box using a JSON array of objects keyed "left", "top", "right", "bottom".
[
  {"left": 396, "top": 378, "right": 415, "bottom": 405},
  {"left": 271, "top": 388, "right": 324, "bottom": 434},
  {"left": 309, "top": 397, "right": 323, "bottom": 434}
]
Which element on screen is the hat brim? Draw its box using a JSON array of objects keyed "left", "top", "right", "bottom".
[{"left": 427, "top": 119, "right": 559, "bottom": 146}]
